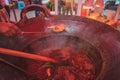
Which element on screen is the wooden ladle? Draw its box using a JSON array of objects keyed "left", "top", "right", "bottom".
[{"left": 0, "top": 48, "right": 58, "bottom": 63}]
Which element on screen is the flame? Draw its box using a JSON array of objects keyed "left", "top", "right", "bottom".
[{"left": 46, "top": 68, "right": 51, "bottom": 77}]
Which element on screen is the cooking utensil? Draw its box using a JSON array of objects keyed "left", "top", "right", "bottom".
[{"left": 0, "top": 48, "right": 58, "bottom": 63}]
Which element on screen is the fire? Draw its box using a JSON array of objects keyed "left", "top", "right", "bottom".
[{"left": 46, "top": 68, "right": 51, "bottom": 77}]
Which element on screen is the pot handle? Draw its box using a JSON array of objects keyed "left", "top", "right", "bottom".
[
  {"left": 17, "top": 4, "right": 51, "bottom": 28},
  {"left": 20, "top": 4, "right": 51, "bottom": 19}
]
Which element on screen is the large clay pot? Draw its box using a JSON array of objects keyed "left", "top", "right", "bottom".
[{"left": 20, "top": 16, "right": 120, "bottom": 80}]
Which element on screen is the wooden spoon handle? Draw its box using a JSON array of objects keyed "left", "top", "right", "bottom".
[{"left": 0, "top": 48, "right": 58, "bottom": 63}]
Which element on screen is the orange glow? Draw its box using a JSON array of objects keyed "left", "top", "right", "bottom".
[
  {"left": 82, "top": 5, "right": 93, "bottom": 9},
  {"left": 95, "top": 5, "right": 101, "bottom": 7},
  {"left": 46, "top": 68, "right": 51, "bottom": 77}
]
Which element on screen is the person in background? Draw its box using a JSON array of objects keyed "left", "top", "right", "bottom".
[
  {"left": 0, "top": 4, "right": 3, "bottom": 9},
  {"left": 0, "top": 4, "right": 10, "bottom": 22},
  {"left": 0, "top": 0, "right": 10, "bottom": 17},
  {"left": 62, "top": 0, "right": 73, "bottom": 15},
  {"left": 33, "top": 0, "right": 42, "bottom": 16},
  {"left": 28, "top": 0, "right": 32, "bottom": 4},
  {"left": 58, "top": 0, "right": 65, "bottom": 15},
  {"left": 46, "top": 0, "right": 54, "bottom": 11}
]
